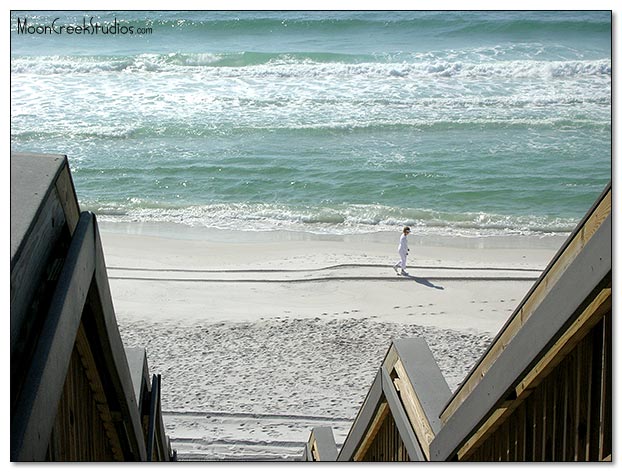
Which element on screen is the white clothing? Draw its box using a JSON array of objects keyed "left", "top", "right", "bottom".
[
  {"left": 397, "top": 233, "right": 409, "bottom": 255},
  {"left": 396, "top": 252, "right": 407, "bottom": 271},
  {"left": 395, "top": 233, "right": 409, "bottom": 271}
]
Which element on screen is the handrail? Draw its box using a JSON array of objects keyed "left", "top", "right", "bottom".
[
  {"left": 440, "top": 183, "right": 612, "bottom": 424},
  {"left": 305, "top": 427, "right": 338, "bottom": 461},
  {"left": 11, "top": 212, "right": 95, "bottom": 460},
  {"left": 10, "top": 211, "right": 147, "bottom": 461},
  {"left": 335, "top": 338, "right": 451, "bottom": 461},
  {"left": 430, "top": 213, "right": 611, "bottom": 460}
]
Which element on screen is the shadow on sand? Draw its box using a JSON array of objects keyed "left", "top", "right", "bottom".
[{"left": 401, "top": 273, "right": 444, "bottom": 290}]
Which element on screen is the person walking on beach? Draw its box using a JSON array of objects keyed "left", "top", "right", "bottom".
[{"left": 393, "top": 226, "right": 411, "bottom": 276}]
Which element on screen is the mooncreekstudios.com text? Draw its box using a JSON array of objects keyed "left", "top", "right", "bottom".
[{"left": 16, "top": 17, "right": 152, "bottom": 35}]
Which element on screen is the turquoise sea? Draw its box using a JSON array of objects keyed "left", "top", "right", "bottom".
[{"left": 10, "top": 11, "right": 612, "bottom": 235}]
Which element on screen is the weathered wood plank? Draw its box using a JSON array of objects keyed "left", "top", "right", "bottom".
[
  {"left": 353, "top": 402, "right": 389, "bottom": 461},
  {"left": 588, "top": 318, "right": 604, "bottom": 461},
  {"left": 10, "top": 191, "right": 66, "bottom": 354},
  {"left": 381, "top": 367, "right": 425, "bottom": 461},
  {"left": 54, "top": 165, "right": 80, "bottom": 234},
  {"left": 599, "top": 313, "right": 611, "bottom": 460},
  {"left": 338, "top": 369, "right": 382, "bottom": 461},
  {"left": 393, "top": 359, "right": 435, "bottom": 458},
  {"left": 515, "top": 288, "right": 611, "bottom": 398},
  {"left": 457, "top": 285, "right": 610, "bottom": 461},
  {"left": 90, "top": 218, "right": 147, "bottom": 460},
  {"left": 74, "top": 323, "right": 124, "bottom": 460},
  {"left": 392, "top": 338, "right": 451, "bottom": 434}
]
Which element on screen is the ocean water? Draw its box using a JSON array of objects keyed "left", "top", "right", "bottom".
[{"left": 10, "top": 11, "right": 612, "bottom": 236}]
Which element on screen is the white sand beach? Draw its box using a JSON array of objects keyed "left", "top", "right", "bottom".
[{"left": 100, "top": 221, "right": 566, "bottom": 461}]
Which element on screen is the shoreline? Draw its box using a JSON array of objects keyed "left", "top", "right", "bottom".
[
  {"left": 97, "top": 218, "right": 571, "bottom": 246},
  {"left": 99, "top": 219, "right": 566, "bottom": 263}
]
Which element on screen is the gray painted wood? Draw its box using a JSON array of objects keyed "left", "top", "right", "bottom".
[
  {"left": 125, "top": 347, "right": 149, "bottom": 414},
  {"left": 10, "top": 152, "right": 68, "bottom": 264},
  {"left": 10, "top": 153, "right": 70, "bottom": 358},
  {"left": 430, "top": 214, "right": 611, "bottom": 461},
  {"left": 10, "top": 193, "right": 66, "bottom": 355},
  {"left": 392, "top": 338, "right": 451, "bottom": 434},
  {"left": 147, "top": 374, "right": 160, "bottom": 461},
  {"left": 302, "top": 444, "right": 312, "bottom": 461},
  {"left": 310, "top": 427, "right": 338, "bottom": 461}
]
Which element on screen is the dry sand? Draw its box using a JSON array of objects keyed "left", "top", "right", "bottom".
[{"left": 99, "top": 221, "right": 565, "bottom": 461}]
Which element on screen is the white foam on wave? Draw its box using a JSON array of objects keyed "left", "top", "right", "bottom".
[
  {"left": 11, "top": 53, "right": 612, "bottom": 80},
  {"left": 90, "top": 201, "right": 577, "bottom": 237}
]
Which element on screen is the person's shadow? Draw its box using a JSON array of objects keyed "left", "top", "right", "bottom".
[{"left": 401, "top": 273, "right": 444, "bottom": 290}]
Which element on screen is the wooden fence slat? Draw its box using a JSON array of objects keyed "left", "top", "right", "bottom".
[
  {"left": 588, "top": 318, "right": 604, "bottom": 460},
  {"left": 599, "top": 313, "right": 611, "bottom": 460}
]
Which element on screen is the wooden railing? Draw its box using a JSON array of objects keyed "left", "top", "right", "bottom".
[
  {"left": 302, "top": 427, "right": 338, "bottom": 461},
  {"left": 304, "top": 183, "right": 612, "bottom": 462},
  {"left": 11, "top": 152, "right": 176, "bottom": 461},
  {"left": 431, "top": 185, "right": 611, "bottom": 461},
  {"left": 334, "top": 338, "right": 452, "bottom": 461},
  {"left": 12, "top": 211, "right": 143, "bottom": 459},
  {"left": 11, "top": 207, "right": 174, "bottom": 460},
  {"left": 146, "top": 374, "right": 172, "bottom": 461}
]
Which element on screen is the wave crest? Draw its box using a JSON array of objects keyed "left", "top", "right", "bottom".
[
  {"left": 87, "top": 201, "right": 577, "bottom": 236},
  {"left": 11, "top": 53, "right": 612, "bottom": 80}
]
